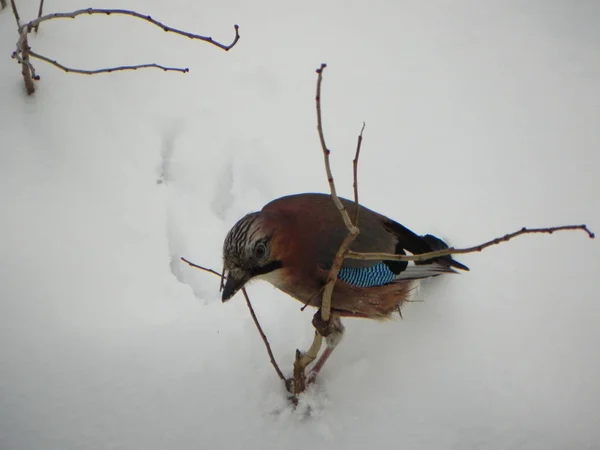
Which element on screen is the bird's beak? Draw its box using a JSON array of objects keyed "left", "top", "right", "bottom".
[{"left": 221, "top": 271, "right": 250, "bottom": 302}]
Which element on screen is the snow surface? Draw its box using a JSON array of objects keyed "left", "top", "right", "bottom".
[{"left": 1, "top": 1, "right": 599, "bottom": 449}]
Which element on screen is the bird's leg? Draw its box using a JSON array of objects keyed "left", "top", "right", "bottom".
[{"left": 308, "top": 312, "right": 345, "bottom": 384}]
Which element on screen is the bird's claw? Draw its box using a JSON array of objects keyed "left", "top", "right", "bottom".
[{"left": 312, "top": 310, "right": 334, "bottom": 337}]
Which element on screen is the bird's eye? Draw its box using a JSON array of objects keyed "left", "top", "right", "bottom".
[{"left": 254, "top": 242, "right": 268, "bottom": 260}]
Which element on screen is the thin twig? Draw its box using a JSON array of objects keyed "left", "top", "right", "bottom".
[
  {"left": 10, "top": 0, "right": 36, "bottom": 94},
  {"left": 315, "top": 63, "right": 360, "bottom": 322},
  {"left": 315, "top": 64, "right": 359, "bottom": 237},
  {"left": 29, "top": 51, "right": 189, "bottom": 74},
  {"left": 180, "top": 257, "right": 287, "bottom": 386},
  {"left": 33, "top": 0, "right": 43, "bottom": 32},
  {"left": 289, "top": 64, "right": 365, "bottom": 394},
  {"left": 9, "top": 0, "right": 20, "bottom": 26},
  {"left": 13, "top": 8, "right": 240, "bottom": 95},
  {"left": 241, "top": 288, "right": 287, "bottom": 383},
  {"left": 22, "top": 9, "right": 240, "bottom": 52},
  {"left": 353, "top": 122, "right": 366, "bottom": 225},
  {"left": 180, "top": 257, "right": 222, "bottom": 277},
  {"left": 346, "top": 225, "right": 595, "bottom": 263}
]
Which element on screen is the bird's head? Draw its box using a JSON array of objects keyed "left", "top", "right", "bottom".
[{"left": 221, "top": 212, "right": 284, "bottom": 301}]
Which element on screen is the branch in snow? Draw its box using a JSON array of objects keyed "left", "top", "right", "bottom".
[
  {"left": 180, "top": 258, "right": 288, "bottom": 388},
  {"left": 290, "top": 65, "right": 368, "bottom": 396},
  {"left": 298, "top": 64, "right": 596, "bottom": 398},
  {"left": 12, "top": 7, "right": 240, "bottom": 95},
  {"left": 29, "top": 51, "right": 190, "bottom": 75}
]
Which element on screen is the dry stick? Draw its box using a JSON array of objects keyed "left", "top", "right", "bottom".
[
  {"left": 352, "top": 122, "right": 366, "bottom": 226},
  {"left": 315, "top": 63, "right": 360, "bottom": 323},
  {"left": 29, "top": 51, "right": 190, "bottom": 74},
  {"left": 13, "top": 8, "right": 240, "bottom": 94},
  {"left": 33, "top": 0, "right": 43, "bottom": 32},
  {"left": 10, "top": 0, "right": 35, "bottom": 94},
  {"left": 9, "top": 0, "right": 19, "bottom": 25},
  {"left": 241, "top": 288, "right": 287, "bottom": 383},
  {"left": 179, "top": 257, "right": 287, "bottom": 386},
  {"left": 22, "top": 8, "right": 240, "bottom": 51},
  {"left": 292, "top": 65, "right": 366, "bottom": 393},
  {"left": 346, "top": 224, "right": 595, "bottom": 263}
]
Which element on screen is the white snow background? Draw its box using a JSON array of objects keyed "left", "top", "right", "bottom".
[{"left": 1, "top": 1, "right": 599, "bottom": 449}]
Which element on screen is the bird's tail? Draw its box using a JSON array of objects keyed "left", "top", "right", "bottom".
[
  {"left": 393, "top": 234, "right": 469, "bottom": 281},
  {"left": 420, "top": 234, "right": 469, "bottom": 271}
]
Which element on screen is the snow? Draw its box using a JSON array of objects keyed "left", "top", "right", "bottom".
[{"left": 1, "top": 0, "right": 599, "bottom": 449}]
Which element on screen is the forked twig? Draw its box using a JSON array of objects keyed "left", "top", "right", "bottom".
[
  {"left": 290, "top": 65, "right": 367, "bottom": 394},
  {"left": 180, "top": 257, "right": 286, "bottom": 385},
  {"left": 12, "top": 7, "right": 240, "bottom": 94},
  {"left": 296, "top": 64, "right": 595, "bottom": 398},
  {"left": 315, "top": 63, "right": 360, "bottom": 323}
]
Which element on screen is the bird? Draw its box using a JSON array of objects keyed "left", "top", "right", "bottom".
[{"left": 221, "top": 192, "right": 468, "bottom": 379}]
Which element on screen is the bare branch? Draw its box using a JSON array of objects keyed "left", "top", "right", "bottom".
[
  {"left": 33, "top": 0, "right": 43, "bottom": 32},
  {"left": 288, "top": 64, "right": 366, "bottom": 395},
  {"left": 29, "top": 51, "right": 189, "bottom": 74},
  {"left": 315, "top": 63, "right": 360, "bottom": 323},
  {"left": 353, "top": 122, "right": 366, "bottom": 225},
  {"left": 316, "top": 64, "right": 359, "bottom": 237},
  {"left": 241, "top": 288, "right": 287, "bottom": 383},
  {"left": 9, "top": 0, "right": 36, "bottom": 95},
  {"left": 1, "top": 0, "right": 7, "bottom": 11},
  {"left": 180, "top": 257, "right": 287, "bottom": 387},
  {"left": 13, "top": 8, "right": 240, "bottom": 95},
  {"left": 9, "top": 0, "right": 20, "bottom": 26},
  {"left": 346, "top": 224, "right": 595, "bottom": 263},
  {"left": 290, "top": 332, "right": 323, "bottom": 395},
  {"left": 180, "top": 257, "right": 222, "bottom": 277},
  {"left": 23, "top": 8, "right": 240, "bottom": 51}
]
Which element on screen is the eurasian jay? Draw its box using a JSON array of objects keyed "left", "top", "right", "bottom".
[{"left": 221, "top": 192, "right": 469, "bottom": 378}]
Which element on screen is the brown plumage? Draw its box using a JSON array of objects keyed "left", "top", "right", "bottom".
[{"left": 221, "top": 193, "right": 468, "bottom": 377}]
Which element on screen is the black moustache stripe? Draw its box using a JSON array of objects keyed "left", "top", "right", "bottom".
[{"left": 250, "top": 260, "right": 284, "bottom": 277}]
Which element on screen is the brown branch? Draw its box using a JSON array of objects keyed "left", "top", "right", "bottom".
[
  {"left": 180, "top": 257, "right": 222, "bottom": 277},
  {"left": 315, "top": 63, "right": 360, "bottom": 323},
  {"left": 29, "top": 51, "right": 189, "bottom": 74},
  {"left": 316, "top": 64, "right": 359, "bottom": 238},
  {"left": 1, "top": 0, "right": 7, "bottom": 11},
  {"left": 180, "top": 257, "right": 287, "bottom": 387},
  {"left": 13, "top": 8, "right": 240, "bottom": 95},
  {"left": 33, "top": 0, "right": 43, "bottom": 32},
  {"left": 345, "top": 224, "right": 595, "bottom": 263},
  {"left": 289, "top": 64, "right": 366, "bottom": 395},
  {"left": 9, "top": 0, "right": 20, "bottom": 26},
  {"left": 241, "top": 288, "right": 287, "bottom": 383},
  {"left": 22, "top": 8, "right": 240, "bottom": 51},
  {"left": 353, "top": 122, "right": 366, "bottom": 225},
  {"left": 10, "top": 1, "right": 36, "bottom": 94}
]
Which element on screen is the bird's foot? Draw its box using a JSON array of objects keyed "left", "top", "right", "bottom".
[{"left": 312, "top": 310, "right": 335, "bottom": 337}]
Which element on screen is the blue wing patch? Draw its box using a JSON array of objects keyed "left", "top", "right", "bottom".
[{"left": 337, "top": 262, "right": 396, "bottom": 287}]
